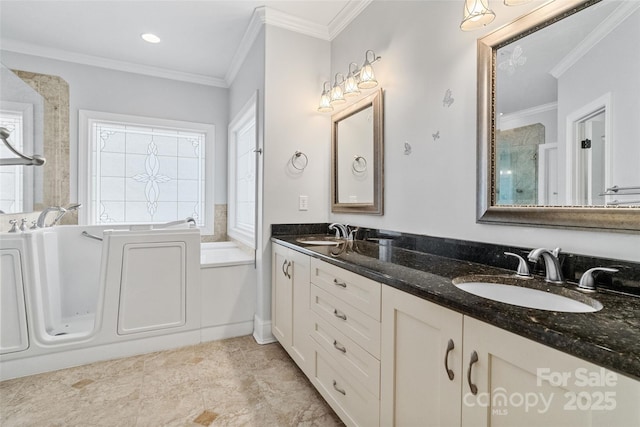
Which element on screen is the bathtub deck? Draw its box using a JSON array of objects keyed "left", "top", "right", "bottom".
[{"left": 0, "top": 336, "right": 343, "bottom": 427}]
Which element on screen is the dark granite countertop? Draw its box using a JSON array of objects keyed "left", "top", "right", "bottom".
[{"left": 272, "top": 234, "right": 640, "bottom": 381}]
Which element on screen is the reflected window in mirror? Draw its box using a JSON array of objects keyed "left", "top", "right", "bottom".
[{"left": 0, "top": 108, "right": 32, "bottom": 213}]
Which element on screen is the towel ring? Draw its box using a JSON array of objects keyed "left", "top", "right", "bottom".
[
  {"left": 352, "top": 155, "right": 367, "bottom": 173},
  {"left": 291, "top": 151, "right": 308, "bottom": 171}
]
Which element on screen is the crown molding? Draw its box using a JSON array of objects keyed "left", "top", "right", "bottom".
[
  {"left": 550, "top": 1, "right": 640, "bottom": 79},
  {"left": 328, "top": 0, "right": 373, "bottom": 40},
  {"left": 499, "top": 101, "right": 557, "bottom": 125},
  {"left": 225, "top": 7, "right": 266, "bottom": 86},
  {"left": 0, "top": 39, "right": 228, "bottom": 88},
  {"left": 264, "top": 7, "right": 331, "bottom": 40}
]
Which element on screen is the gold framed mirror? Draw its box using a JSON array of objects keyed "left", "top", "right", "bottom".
[
  {"left": 477, "top": 0, "right": 640, "bottom": 232},
  {"left": 331, "top": 88, "right": 384, "bottom": 214}
]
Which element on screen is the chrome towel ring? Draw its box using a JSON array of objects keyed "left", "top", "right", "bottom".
[{"left": 291, "top": 151, "right": 308, "bottom": 171}]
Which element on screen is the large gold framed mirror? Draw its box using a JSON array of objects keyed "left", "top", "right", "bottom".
[
  {"left": 331, "top": 89, "right": 384, "bottom": 214},
  {"left": 477, "top": 0, "right": 640, "bottom": 232}
]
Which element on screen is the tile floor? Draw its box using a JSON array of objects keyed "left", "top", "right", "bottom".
[{"left": 0, "top": 336, "right": 344, "bottom": 426}]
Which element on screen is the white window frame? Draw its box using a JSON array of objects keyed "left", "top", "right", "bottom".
[
  {"left": 0, "top": 101, "right": 35, "bottom": 213},
  {"left": 227, "top": 93, "right": 257, "bottom": 249},
  {"left": 78, "top": 110, "right": 215, "bottom": 234}
]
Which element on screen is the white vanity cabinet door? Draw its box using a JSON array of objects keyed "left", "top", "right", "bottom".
[
  {"left": 380, "top": 285, "right": 464, "bottom": 427},
  {"left": 272, "top": 243, "right": 292, "bottom": 347},
  {"left": 271, "top": 243, "right": 313, "bottom": 376},
  {"left": 462, "top": 316, "right": 640, "bottom": 427}
]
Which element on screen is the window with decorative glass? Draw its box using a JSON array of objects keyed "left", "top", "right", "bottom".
[{"left": 79, "top": 110, "right": 215, "bottom": 233}]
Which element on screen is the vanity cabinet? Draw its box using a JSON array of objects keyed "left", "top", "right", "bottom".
[
  {"left": 309, "top": 258, "right": 382, "bottom": 427},
  {"left": 462, "top": 316, "right": 640, "bottom": 427},
  {"left": 271, "top": 243, "right": 313, "bottom": 376},
  {"left": 380, "top": 285, "right": 463, "bottom": 426},
  {"left": 380, "top": 285, "right": 640, "bottom": 427},
  {"left": 272, "top": 242, "right": 640, "bottom": 427}
]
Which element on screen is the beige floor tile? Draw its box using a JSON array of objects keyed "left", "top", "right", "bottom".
[{"left": 0, "top": 336, "right": 344, "bottom": 427}]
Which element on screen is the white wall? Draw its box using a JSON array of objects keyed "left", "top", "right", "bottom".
[
  {"left": 328, "top": 1, "right": 640, "bottom": 262},
  {"left": 557, "top": 8, "right": 640, "bottom": 195},
  {"left": 228, "top": 28, "right": 268, "bottom": 340},
  {"left": 0, "top": 51, "right": 229, "bottom": 204},
  {"left": 262, "top": 25, "right": 331, "bottom": 323}
]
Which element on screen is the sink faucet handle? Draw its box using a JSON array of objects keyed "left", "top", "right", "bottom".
[
  {"left": 552, "top": 247, "right": 562, "bottom": 257},
  {"left": 578, "top": 267, "right": 619, "bottom": 291},
  {"left": 504, "top": 252, "right": 532, "bottom": 277}
]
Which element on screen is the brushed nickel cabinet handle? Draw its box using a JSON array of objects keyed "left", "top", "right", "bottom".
[
  {"left": 333, "top": 340, "right": 347, "bottom": 353},
  {"left": 286, "top": 261, "right": 292, "bottom": 279},
  {"left": 467, "top": 351, "right": 479, "bottom": 395},
  {"left": 282, "top": 260, "right": 288, "bottom": 278},
  {"left": 444, "top": 339, "right": 455, "bottom": 381},
  {"left": 333, "top": 309, "right": 347, "bottom": 321},
  {"left": 332, "top": 380, "right": 346, "bottom": 395},
  {"left": 333, "top": 278, "right": 347, "bottom": 288}
]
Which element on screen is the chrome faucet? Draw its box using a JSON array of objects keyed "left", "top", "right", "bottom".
[
  {"left": 36, "top": 203, "right": 82, "bottom": 228},
  {"left": 527, "top": 247, "right": 564, "bottom": 284},
  {"left": 329, "top": 223, "right": 348, "bottom": 239},
  {"left": 37, "top": 206, "right": 66, "bottom": 228}
]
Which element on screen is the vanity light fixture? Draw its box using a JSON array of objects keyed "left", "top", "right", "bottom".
[
  {"left": 330, "top": 73, "right": 346, "bottom": 105},
  {"left": 317, "top": 82, "right": 333, "bottom": 112},
  {"left": 461, "top": 0, "right": 534, "bottom": 31},
  {"left": 460, "top": 0, "right": 495, "bottom": 31},
  {"left": 358, "top": 50, "right": 379, "bottom": 89},
  {"left": 317, "top": 49, "right": 381, "bottom": 112},
  {"left": 141, "top": 33, "right": 161, "bottom": 43},
  {"left": 344, "top": 63, "right": 361, "bottom": 97}
]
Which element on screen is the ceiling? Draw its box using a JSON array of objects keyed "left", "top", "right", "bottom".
[{"left": 0, "top": 0, "right": 366, "bottom": 87}]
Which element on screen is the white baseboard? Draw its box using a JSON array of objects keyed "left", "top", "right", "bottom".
[
  {"left": 252, "top": 314, "right": 276, "bottom": 344},
  {"left": 200, "top": 320, "right": 254, "bottom": 342}
]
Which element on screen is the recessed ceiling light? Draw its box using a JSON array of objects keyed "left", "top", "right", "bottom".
[{"left": 141, "top": 33, "right": 161, "bottom": 44}]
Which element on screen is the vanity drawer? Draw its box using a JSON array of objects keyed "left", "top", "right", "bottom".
[
  {"left": 310, "top": 258, "right": 381, "bottom": 321},
  {"left": 311, "top": 284, "right": 381, "bottom": 359},
  {"left": 311, "top": 344, "right": 380, "bottom": 427},
  {"left": 310, "top": 312, "right": 380, "bottom": 398}
]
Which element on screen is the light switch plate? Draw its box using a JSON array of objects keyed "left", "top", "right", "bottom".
[{"left": 299, "top": 195, "right": 308, "bottom": 211}]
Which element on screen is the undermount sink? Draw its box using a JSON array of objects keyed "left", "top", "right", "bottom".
[
  {"left": 295, "top": 236, "right": 345, "bottom": 246},
  {"left": 453, "top": 277, "right": 603, "bottom": 313}
]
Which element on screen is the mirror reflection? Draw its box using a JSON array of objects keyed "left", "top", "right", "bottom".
[
  {"left": 331, "top": 88, "right": 383, "bottom": 214},
  {"left": 494, "top": 0, "right": 639, "bottom": 207},
  {"left": 0, "top": 65, "right": 43, "bottom": 213},
  {"left": 337, "top": 105, "right": 374, "bottom": 204},
  {"left": 0, "top": 65, "right": 70, "bottom": 216}
]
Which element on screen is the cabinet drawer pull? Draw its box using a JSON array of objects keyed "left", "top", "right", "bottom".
[
  {"left": 333, "top": 340, "right": 347, "bottom": 353},
  {"left": 333, "top": 309, "right": 347, "bottom": 321},
  {"left": 333, "top": 278, "right": 347, "bottom": 288},
  {"left": 286, "top": 261, "right": 292, "bottom": 278},
  {"left": 282, "top": 259, "right": 288, "bottom": 278},
  {"left": 332, "top": 380, "right": 346, "bottom": 395},
  {"left": 467, "top": 351, "right": 479, "bottom": 395},
  {"left": 444, "top": 339, "right": 455, "bottom": 381}
]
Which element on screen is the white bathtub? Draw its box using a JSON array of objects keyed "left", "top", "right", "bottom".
[
  {"left": 200, "top": 241, "right": 256, "bottom": 342},
  {"left": 0, "top": 226, "right": 256, "bottom": 380}
]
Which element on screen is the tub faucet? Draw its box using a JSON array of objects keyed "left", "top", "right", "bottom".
[
  {"left": 36, "top": 203, "right": 82, "bottom": 228},
  {"left": 528, "top": 247, "right": 564, "bottom": 284},
  {"left": 36, "top": 206, "right": 66, "bottom": 228}
]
